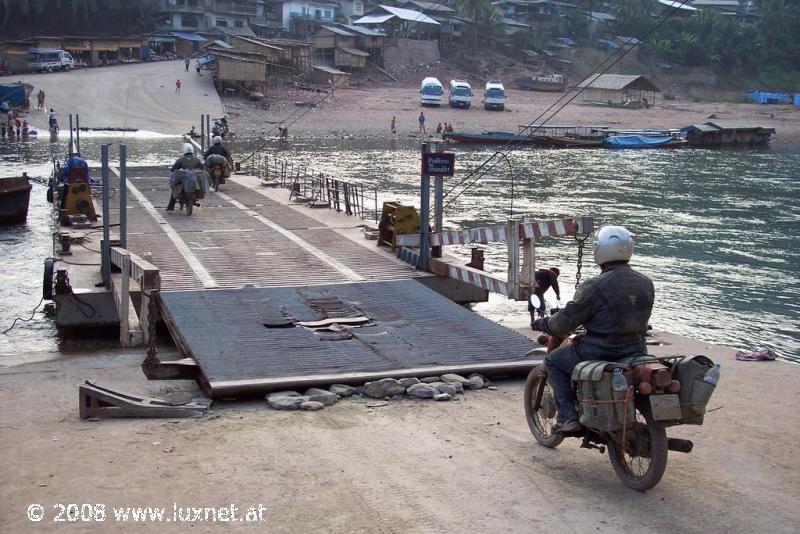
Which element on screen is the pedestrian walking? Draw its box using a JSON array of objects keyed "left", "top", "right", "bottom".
[
  {"left": 184, "top": 57, "right": 190, "bottom": 72},
  {"left": 418, "top": 111, "right": 426, "bottom": 133},
  {"left": 436, "top": 123, "right": 442, "bottom": 134},
  {"left": 390, "top": 116, "right": 396, "bottom": 133},
  {"left": 37, "top": 89, "right": 45, "bottom": 110},
  {"left": 175, "top": 79, "right": 182, "bottom": 94}
]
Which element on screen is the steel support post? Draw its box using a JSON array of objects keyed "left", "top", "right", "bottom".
[
  {"left": 101, "top": 144, "right": 111, "bottom": 288},
  {"left": 119, "top": 143, "right": 127, "bottom": 249}
]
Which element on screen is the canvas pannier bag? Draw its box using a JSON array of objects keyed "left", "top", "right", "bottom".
[
  {"left": 674, "top": 355, "right": 716, "bottom": 424},
  {"left": 572, "top": 361, "right": 635, "bottom": 432}
]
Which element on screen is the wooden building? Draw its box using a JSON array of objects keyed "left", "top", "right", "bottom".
[
  {"left": 311, "top": 65, "right": 350, "bottom": 88},
  {"left": 576, "top": 74, "right": 661, "bottom": 107},
  {"left": 0, "top": 41, "right": 36, "bottom": 73},
  {"left": 341, "top": 24, "right": 385, "bottom": 55},
  {"left": 310, "top": 26, "right": 358, "bottom": 50},
  {"left": 335, "top": 47, "right": 369, "bottom": 69},
  {"left": 215, "top": 52, "right": 267, "bottom": 83},
  {"left": 227, "top": 34, "right": 284, "bottom": 66}
]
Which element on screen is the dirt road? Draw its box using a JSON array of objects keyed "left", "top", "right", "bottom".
[
  {"left": 0, "top": 60, "right": 223, "bottom": 134},
  {"left": 1, "top": 332, "right": 797, "bottom": 533}
]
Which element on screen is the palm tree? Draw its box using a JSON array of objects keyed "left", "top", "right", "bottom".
[{"left": 455, "top": 0, "right": 500, "bottom": 48}]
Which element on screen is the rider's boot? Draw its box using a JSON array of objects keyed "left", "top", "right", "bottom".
[{"left": 553, "top": 419, "right": 582, "bottom": 435}]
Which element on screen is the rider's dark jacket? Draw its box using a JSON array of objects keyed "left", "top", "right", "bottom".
[
  {"left": 170, "top": 154, "right": 202, "bottom": 172},
  {"left": 204, "top": 145, "right": 230, "bottom": 160},
  {"left": 538, "top": 262, "right": 655, "bottom": 359}
]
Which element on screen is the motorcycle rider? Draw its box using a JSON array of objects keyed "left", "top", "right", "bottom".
[
  {"left": 167, "top": 143, "right": 202, "bottom": 211},
  {"left": 203, "top": 136, "right": 231, "bottom": 163},
  {"left": 531, "top": 226, "right": 655, "bottom": 434}
]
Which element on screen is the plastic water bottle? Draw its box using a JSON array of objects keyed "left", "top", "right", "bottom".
[
  {"left": 612, "top": 368, "right": 628, "bottom": 392},
  {"left": 703, "top": 364, "right": 721, "bottom": 385}
]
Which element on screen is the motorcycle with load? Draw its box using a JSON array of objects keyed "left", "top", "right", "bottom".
[
  {"left": 523, "top": 294, "right": 720, "bottom": 491},
  {"left": 204, "top": 154, "right": 231, "bottom": 192},
  {"left": 170, "top": 168, "right": 209, "bottom": 216}
]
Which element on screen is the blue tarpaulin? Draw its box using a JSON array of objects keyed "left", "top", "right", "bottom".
[
  {"left": 171, "top": 32, "right": 207, "bottom": 42},
  {"left": 794, "top": 94, "right": 800, "bottom": 107},
  {"left": 743, "top": 91, "right": 790, "bottom": 105},
  {"left": 0, "top": 83, "right": 32, "bottom": 106},
  {"left": 603, "top": 135, "right": 680, "bottom": 149}
]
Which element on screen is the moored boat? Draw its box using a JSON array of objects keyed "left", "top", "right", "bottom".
[
  {"left": 0, "top": 174, "right": 33, "bottom": 224},
  {"left": 603, "top": 134, "right": 687, "bottom": 149},
  {"left": 443, "top": 131, "right": 540, "bottom": 145},
  {"left": 513, "top": 74, "right": 567, "bottom": 92}
]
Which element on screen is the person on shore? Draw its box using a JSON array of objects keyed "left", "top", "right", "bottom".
[
  {"left": 390, "top": 116, "right": 396, "bottom": 133},
  {"left": 436, "top": 123, "right": 442, "bottom": 134},
  {"left": 418, "top": 111, "right": 426, "bottom": 133},
  {"left": 446, "top": 123, "right": 454, "bottom": 133},
  {"left": 196, "top": 60, "right": 201, "bottom": 75},
  {"left": 532, "top": 226, "right": 654, "bottom": 434},
  {"left": 0, "top": 100, "right": 9, "bottom": 114},
  {"left": 167, "top": 143, "right": 203, "bottom": 211},
  {"left": 37, "top": 90, "right": 45, "bottom": 110},
  {"left": 528, "top": 267, "right": 561, "bottom": 317},
  {"left": 22, "top": 121, "right": 29, "bottom": 137},
  {"left": 175, "top": 79, "right": 182, "bottom": 93},
  {"left": 48, "top": 109, "right": 58, "bottom": 132},
  {"left": 184, "top": 57, "right": 190, "bottom": 72}
]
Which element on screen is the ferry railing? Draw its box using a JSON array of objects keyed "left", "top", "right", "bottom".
[
  {"left": 109, "top": 247, "right": 161, "bottom": 348},
  {"left": 251, "top": 153, "right": 379, "bottom": 223}
]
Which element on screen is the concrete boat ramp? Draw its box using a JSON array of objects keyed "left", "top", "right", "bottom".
[{"left": 58, "top": 165, "right": 537, "bottom": 398}]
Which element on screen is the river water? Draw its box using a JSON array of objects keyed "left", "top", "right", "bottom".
[{"left": 1, "top": 135, "right": 798, "bottom": 363}]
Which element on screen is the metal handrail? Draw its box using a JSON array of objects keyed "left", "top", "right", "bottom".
[{"left": 252, "top": 153, "right": 379, "bottom": 223}]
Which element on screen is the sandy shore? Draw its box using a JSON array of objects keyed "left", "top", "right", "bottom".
[
  {"left": 224, "top": 84, "right": 797, "bottom": 146},
  {"left": 0, "top": 60, "right": 223, "bottom": 135},
  {"left": 1, "top": 331, "right": 797, "bottom": 533}
]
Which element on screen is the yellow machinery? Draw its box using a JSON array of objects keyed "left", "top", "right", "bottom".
[
  {"left": 63, "top": 164, "right": 97, "bottom": 221},
  {"left": 378, "top": 201, "right": 420, "bottom": 250}
]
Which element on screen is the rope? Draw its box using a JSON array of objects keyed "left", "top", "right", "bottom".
[
  {"left": 439, "top": 0, "right": 693, "bottom": 213},
  {"left": 1, "top": 297, "right": 45, "bottom": 335}
]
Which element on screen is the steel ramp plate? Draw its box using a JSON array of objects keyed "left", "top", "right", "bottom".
[{"left": 158, "top": 280, "right": 538, "bottom": 397}]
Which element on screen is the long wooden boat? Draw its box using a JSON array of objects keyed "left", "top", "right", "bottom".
[
  {"left": 513, "top": 74, "right": 567, "bottom": 92},
  {"left": 0, "top": 175, "right": 33, "bottom": 224},
  {"left": 443, "top": 131, "right": 540, "bottom": 145}
]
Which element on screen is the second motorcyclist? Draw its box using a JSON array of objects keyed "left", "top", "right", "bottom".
[{"left": 167, "top": 143, "right": 203, "bottom": 211}]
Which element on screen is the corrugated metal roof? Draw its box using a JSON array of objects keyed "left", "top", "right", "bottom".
[
  {"left": 338, "top": 46, "right": 370, "bottom": 57},
  {"left": 402, "top": 1, "right": 456, "bottom": 13},
  {"left": 313, "top": 65, "right": 350, "bottom": 74},
  {"left": 171, "top": 31, "right": 207, "bottom": 42},
  {"left": 318, "top": 25, "right": 358, "bottom": 37},
  {"left": 658, "top": 0, "right": 697, "bottom": 11},
  {"left": 353, "top": 14, "right": 395, "bottom": 24},
  {"left": 576, "top": 74, "right": 660, "bottom": 92},
  {"left": 341, "top": 24, "right": 386, "bottom": 36},
  {"left": 364, "top": 5, "right": 441, "bottom": 25}
]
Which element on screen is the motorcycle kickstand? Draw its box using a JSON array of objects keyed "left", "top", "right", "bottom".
[{"left": 580, "top": 435, "right": 605, "bottom": 454}]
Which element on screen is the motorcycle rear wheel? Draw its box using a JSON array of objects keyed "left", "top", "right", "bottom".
[
  {"left": 607, "top": 404, "right": 668, "bottom": 492},
  {"left": 524, "top": 365, "right": 564, "bottom": 448}
]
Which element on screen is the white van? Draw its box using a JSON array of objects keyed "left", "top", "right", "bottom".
[
  {"left": 484, "top": 81, "right": 506, "bottom": 111},
  {"left": 420, "top": 77, "right": 444, "bottom": 106},
  {"left": 28, "top": 49, "right": 74, "bottom": 72},
  {"left": 448, "top": 80, "right": 472, "bottom": 109}
]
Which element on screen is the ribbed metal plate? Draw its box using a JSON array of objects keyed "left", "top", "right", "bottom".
[{"left": 158, "top": 280, "right": 537, "bottom": 397}]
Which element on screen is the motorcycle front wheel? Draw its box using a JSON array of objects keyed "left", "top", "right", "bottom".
[
  {"left": 607, "top": 403, "right": 668, "bottom": 492},
  {"left": 523, "top": 365, "right": 564, "bottom": 448}
]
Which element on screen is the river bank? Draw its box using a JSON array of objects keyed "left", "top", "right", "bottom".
[
  {"left": 0, "top": 330, "right": 797, "bottom": 533},
  {"left": 222, "top": 84, "right": 797, "bottom": 146}
]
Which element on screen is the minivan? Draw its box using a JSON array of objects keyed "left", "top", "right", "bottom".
[
  {"left": 420, "top": 77, "right": 444, "bottom": 106},
  {"left": 448, "top": 80, "right": 472, "bottom": 109},
  {"left": 484, "top": 81, "right": 506, "bottom": 111}
]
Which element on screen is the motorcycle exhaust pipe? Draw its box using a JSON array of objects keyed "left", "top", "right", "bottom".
[{"left": 667, "top": 438, "right": 693, "bottom": 454}]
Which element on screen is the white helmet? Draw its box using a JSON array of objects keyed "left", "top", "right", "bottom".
[
  {"left": 182, "top": 143, "right": 194, "bottom": 155},
  {"left": 213, "top": 136, "right": 222, "bottom": 145},
  {"left": 593, "top": 225, "right": 634, "bottom": 266}
]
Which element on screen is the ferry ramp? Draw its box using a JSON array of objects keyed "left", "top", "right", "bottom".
[{"left": 107, "top": 166, "right": 537, "bottom": 397}]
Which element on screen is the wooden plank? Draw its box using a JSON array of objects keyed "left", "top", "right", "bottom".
[
  {"left": 429, "top": 258, "right": 509, "bottom": 296},
  {"left": 110, "top": 246, "right": 161, "bottom": 290}
]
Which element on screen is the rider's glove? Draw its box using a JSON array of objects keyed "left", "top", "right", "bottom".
[{"left": 531, "top": 318, "right": 547, "bottom": 332}]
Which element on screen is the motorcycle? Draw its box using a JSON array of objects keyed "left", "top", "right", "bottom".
[
  {"left": 204, "top": 154, "right": 230, "bottom": 192},
  {"left": 523, "top": 294, "right": 712, "bottom": 491},
  {"left": 170, "top": 169, "right": 208, "bottom": 216}
]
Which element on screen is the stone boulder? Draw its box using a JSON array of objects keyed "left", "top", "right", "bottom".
[
  {"left": 363, "top": 378, "right": 406, "bottom": 399},
  {"left": 329, "top": 384, "right": 357, "bottom": 397},
  {"left": 441, "top": 373, "right": 470, "bottom": 385},
  {"left": 407, "top": 383, "right": 436, "bottom": 399},
  {"left": 304, "top": 388, "right": 338, "bottom": 406}
]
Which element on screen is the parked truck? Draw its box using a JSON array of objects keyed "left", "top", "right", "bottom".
[
  {"left": 28, "top": 48, "right": 74, "bottom": 72},
  {"left": 484, "top": 81, "right": 506, "bottom": 111},
  {"left": 448, "top": 79, "right": 473, "bottom": 109}
]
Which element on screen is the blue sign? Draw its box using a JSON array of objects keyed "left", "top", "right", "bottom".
[{"left": 421, "top": 152, "right": 456, "bottom": 177}]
